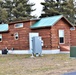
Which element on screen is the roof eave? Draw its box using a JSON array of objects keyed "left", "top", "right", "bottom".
[
  {"left": 0, "top": 30, "right": 9, "bottom": 33},
  {"left": 31, "top": 26, "right": 51, "bottom": 29},
  {"left": 31, "top": 15, "right": 73, "bottom": 29},
  {"left": 62, "top": 17, "right": 74, "bottom": 27},
  {"left": 51, "top": 16, "right": 74, "bottom": 27},
  {"left": 9, "top": 18, "right": 40, "bottom": 25}
]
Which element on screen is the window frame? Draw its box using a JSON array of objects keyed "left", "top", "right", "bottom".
[
  {"left": 14, "top": 23, "right": 23, "bottom": 28},
  {"left": 0, "top": 34, "right": 2, "bottom": 42},
  {"left": 70, "top": 27, "right": 75, "bottom": 30},
  {"left": 59, "top": 37, "right": 64, "bottom": 44},
  {"left": 59, "top": 30, "right": 65, "bottom": 44},
  {"left": 14, "top": 32, "right": 19, "bottom": 40}
]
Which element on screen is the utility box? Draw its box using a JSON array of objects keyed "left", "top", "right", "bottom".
[
  {"left": 32, "top": 36, "right": 43, "bottom": 56},
  {"left": 70, "top": 46, "right": 76, "bottom": 57}
]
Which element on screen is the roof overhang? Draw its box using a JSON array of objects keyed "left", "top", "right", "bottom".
[
  {"left": 30, "top": 15, "right": 74, "bottom": 29},
  {"left": 0, "top": 24, "right": 9, "bottom": 32}
]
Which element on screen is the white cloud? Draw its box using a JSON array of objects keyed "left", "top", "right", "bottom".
[{"left": 29, "top": 0, "right": 44, "bottom": 17}]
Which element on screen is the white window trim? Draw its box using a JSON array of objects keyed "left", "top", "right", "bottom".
[
  {"left": 14, "top": 23, "right": 23, "bottom": 28},
  {"left": 14, "top": 32, "right": 19, "bottom": 40},
  {"left": 0, "top": 34, "right": 2, "bottom": 42},
  {"left": 70, "top": 27, "right": 75, "bottom": 30},
  {"left": 59, "top": 30, "right": 65, "bottom": 44}
]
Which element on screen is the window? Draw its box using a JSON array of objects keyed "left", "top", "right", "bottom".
[
  {"left": 14, "top": 23, "right": 23, "bottom": 28},
  {"left": 70, "top": 27, "right": 75, "bottom": 30},
  {"left": 59, "top": 30, "right": 64, "bottom": 44},
  {"left": 14, "top": 32, "right": 19, "bottom": 40},
  {"left": 0, "top": 34, "right": 2, "bottom": 42},
  {"left": 60, "top": 37, "right": 64, "bottom": 43}
]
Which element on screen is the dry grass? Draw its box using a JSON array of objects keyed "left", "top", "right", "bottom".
[{"left": 0, "top": 54, "right": 76, "bottom": 75}]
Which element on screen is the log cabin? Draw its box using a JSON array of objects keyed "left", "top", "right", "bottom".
[{"left": 0, "top": 15, "right": 73, "bottom": 54}]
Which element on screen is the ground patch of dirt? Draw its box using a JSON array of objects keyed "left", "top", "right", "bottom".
[{"left": 0, "top": 54, "right": 76, "bottom": 75}]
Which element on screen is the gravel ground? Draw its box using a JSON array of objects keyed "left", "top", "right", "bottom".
[{"left": 0, "top": 54, "right": 76, "bottom": 75}]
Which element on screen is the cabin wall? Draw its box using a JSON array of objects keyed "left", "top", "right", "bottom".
[
  {"left": 31, "top": 27, "right": 51, "bottom": 50},
  {"left": 70, "top": 27, "right": 76, "bottom": 46},
  {"left": 0, "top": 21, "right": 31, "bottom": 50},
  {"left": 51, "top": 18, "right": 71, "bottom": 51}
]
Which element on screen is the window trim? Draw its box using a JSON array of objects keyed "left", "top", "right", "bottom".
[
  {"left": 70, "top": 27, "right": 75, "bottom": 30},
  {"left": 14, "top": 32, "right": 19, "bottom": 40},
  {"left": 14, "top": 23, "right": 23, "bottom": 28},
  {"left": 59, "top": 30, "right": 65, "bottom": 44},
  {"left": 0, "top": 34, "right": 2, "bottom": 42}
]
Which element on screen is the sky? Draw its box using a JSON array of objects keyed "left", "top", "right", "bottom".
[{"left": 29, "top": 0, "right": 44, "bottom": 17}]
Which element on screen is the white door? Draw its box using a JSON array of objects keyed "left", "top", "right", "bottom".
[{"left": 29, "top": 33, "right": 39, "bottom": 52}]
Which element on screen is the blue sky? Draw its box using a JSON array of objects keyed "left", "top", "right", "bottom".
[{"left": 29, "top": 0, "right": 44, "bottom": 17}]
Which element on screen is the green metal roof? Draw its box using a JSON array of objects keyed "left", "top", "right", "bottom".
[
  {"left": 30, "top": 15, "right": 64, "bottom": 29},
  {"left": 0, "top": 24, "right": 9, "bottom": 32}
]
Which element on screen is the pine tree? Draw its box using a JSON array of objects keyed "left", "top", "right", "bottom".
[
  {"left": 40, "top": 0, "right": 76, "bottom": 24},
  {"left": 60, "top": 0, "right": 75, "bottom": 24},
  {"left": 3, "top": 0, "right": 13, "bottom": 22},
  {"left": 2, "top": 0, "right": 35, "bottom": 22},
  {"left": 12, "top": 0, "right": 34, "bottom": 21},
  {"left": 0, "top": 0, "right": 8, "bottom": 23},
  {"left": 0, "top": 8, "right": 8, "bottom": 23},
  {"left": 40, "top": 0, "right": 59, "bottom": 17}
]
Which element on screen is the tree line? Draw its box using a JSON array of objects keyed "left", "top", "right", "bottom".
[
  {"left": 40, "top": 0, "right": 76, "bottom": 25},
  {"left": 0, "top": 0, "right": 76, "bottom": 24},
  {"left": 0, "top": 0, "right": 35, "bottom": 23}
]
